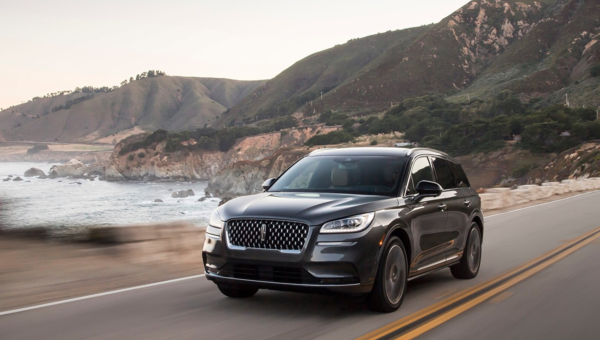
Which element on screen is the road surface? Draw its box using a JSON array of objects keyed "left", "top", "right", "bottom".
[{"left": 2, "top": 191, "right": 600, "bottom": 340}]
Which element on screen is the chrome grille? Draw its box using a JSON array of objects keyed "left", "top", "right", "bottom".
[{"left": 227, "top": 219, "right": 309, "bottom": 251}]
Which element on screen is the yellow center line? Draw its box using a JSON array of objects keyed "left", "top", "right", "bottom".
[{"left": 357, "top": 226, "right": 600, "bottom": 340}]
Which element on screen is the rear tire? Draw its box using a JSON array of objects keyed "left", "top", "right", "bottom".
[
  {"left": 451, "top": 223, "right": 482, "bottom": 279},
  {"left": 217, "top": 283, "right": 259, "bottom": 298},
  {"left": 368, "top": 236, "right": 408, "bottom": 313}
]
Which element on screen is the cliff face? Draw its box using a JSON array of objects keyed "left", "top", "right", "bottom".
[
  {"left": 105, "top": 125, "right": 337, "bottom": 189},
  {"left": 205, "top": 148, "right": 308, "bottom": 197}
]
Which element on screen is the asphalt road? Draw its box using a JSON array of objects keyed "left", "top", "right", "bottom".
[{"left": 2, "top": 191, "right": 600, "bottom": 340}]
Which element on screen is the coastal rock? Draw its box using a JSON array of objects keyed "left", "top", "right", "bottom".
[
  {"left": 49, "top": 159, "right": 88, "bottom": 178},
  {"left": 13, "top": 176, "right": 23, "bottom": 181},
  {"left": 106, "top": 125, "right": 333, "bottom": 182},
  {"left": 87, "top": 162, "right": 107, "bottom": 176},
  {"left": 105, "top": 165, "right": 125, "bottom": 181},
  {"left": 154, "top": 199, "right": 164, "bottom": 202},
  {"left": 207, "top": 148, "right": 306, "bottom": 197},
  {"left": 3, "top": 178, "right": 10, "bottom": 181},
  {"left": 218, "top": 197, "right": 234, "bottom": 206},
  {"left": 171, "top": 190, "right": 192, "bottom": 198},
  {"left": 198, "top": 197, "right": 206, "bottom": 202},
  {"left": 24, "top": 168, "right": 46, "bottom": 178},
  {"left": 186, "top": 189, "right": 195, "bottom": 196}
]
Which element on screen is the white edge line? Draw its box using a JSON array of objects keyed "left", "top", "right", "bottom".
[
  {"left": 486, "top": 190, "right": 600, "bottom": 219},
  {"left": 0, "top": 274, "right": 205, "bottom": 317}
]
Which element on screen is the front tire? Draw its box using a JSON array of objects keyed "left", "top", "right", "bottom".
[
  {"left": 217, "top": 283, "right": 259, "bottom": 298},
  {"left": 451, "top": 223, "right": 482, "bottom": 279},
  {"left": 368, "top": 236, "right": 408, "bottom": 313}
]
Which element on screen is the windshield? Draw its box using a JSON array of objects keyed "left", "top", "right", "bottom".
[{"left": 268, "top": 156, "right": 407, "bottom": 196}]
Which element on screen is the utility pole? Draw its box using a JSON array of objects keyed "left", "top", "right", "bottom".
[{"left": 566, "top": 93, "right": 570, "bottom": 108}]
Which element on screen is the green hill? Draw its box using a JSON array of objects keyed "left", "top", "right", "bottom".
[
  {"left": 0, "top": 76, "right": 263, "bottom": 142},
  {"left": 221, "top": 25, "right": 432, "bottom": 124},
  {"left": 223, "top": 0, "right": 600, "bottom": 125}
]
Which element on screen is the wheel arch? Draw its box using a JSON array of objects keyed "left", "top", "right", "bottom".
[
  {"left": 471, "top": 214, "right": 484, "bottom": 239},
  {"left": 376, "top": 222, "right": 412, "bottom": 270}
]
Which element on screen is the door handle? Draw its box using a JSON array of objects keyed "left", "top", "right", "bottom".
[
  {"left": 438, "top": 203, "right": 447, "bottom": 211},
  {"left": 463, "top": 200, "right": 471, "bottom": 207}
]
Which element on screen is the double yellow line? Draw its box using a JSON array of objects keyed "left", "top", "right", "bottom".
[{"left": 357, "top": 226, "right": 600, "bottom": 340}]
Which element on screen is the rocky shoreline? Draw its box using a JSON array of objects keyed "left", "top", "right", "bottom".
[{"left": 13, "top": 128, "right": 600, "bottom": 201}]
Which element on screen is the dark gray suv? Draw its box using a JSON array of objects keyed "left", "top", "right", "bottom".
[{"left": 203, "top": 147, "right": 483, "bottom": 312}]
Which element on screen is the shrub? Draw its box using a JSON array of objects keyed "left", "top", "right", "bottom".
[
  {"left": 128, "top": 154, "right": 135, "bottom": 161},
  {"left": 590, "top": 64, "right": 600, "bottom": 78},
  {"left": 512, "top": 164, "right": 537, "bottom": 178},
  {"left": 370, "top": 140, "right": 378, "bottom": 145},
  {"left": 26, "top": 144, "right": 49, "bottom": 155},
  {"left": 305, "top": 130, "right": 354, "bottom": 146},
  {"left": 138, "top": 152, "right": 146, "bottom": 158}
]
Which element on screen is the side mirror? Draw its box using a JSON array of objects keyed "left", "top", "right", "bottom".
[
  {"left": 262, "top": 178, "right": 277, "bottom": 191},
  {"left": 413, "top": 180, "right": 443, "bottom": 203}
]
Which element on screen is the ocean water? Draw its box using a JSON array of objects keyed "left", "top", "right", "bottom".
[{"left": 0, "top": 162, "right": 220, "bottom": 230}]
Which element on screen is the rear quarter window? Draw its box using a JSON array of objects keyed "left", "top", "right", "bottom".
[
  {"left": 431, "top": 157, "right": 456, "bottom": 190},
  {"left": 449, "top": 162, "right": 471, "bottom": 188}
]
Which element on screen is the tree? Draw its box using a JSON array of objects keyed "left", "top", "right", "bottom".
[
  {"left": 120, "top": 80, "right": 128, "bottom": 86},
  {"left": 130, "top": 77, "right": 134, "bottom": 82}
]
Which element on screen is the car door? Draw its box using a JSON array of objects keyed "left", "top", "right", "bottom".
[
  {"left": 431, "top": 157, "right": 470, "bottom": 262},
  {"left": 404, "top": 156, "right": 449, "bottom": 274}
]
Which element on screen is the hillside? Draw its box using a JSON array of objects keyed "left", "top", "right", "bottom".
[
  {"left": 0, "top": 76, "right": 263, "bottom": 143},
  {"left": 223, "top": 0, "right": 600, "bottom": 125},
  {"left": 450, "top": 0, "right": 600, "bottom": 103},
  {"left": 220, "top": 25, "right": 432, "bottom": 124}
]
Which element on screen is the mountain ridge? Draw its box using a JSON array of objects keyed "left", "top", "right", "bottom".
[{"left": 0, "top": 76, "right": 264, "bottom": 143}]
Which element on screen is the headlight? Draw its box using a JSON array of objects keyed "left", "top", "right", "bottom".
[
  {"left": 320, "top": 212, "right": 375, "bottom": 234},
  {"left": 209, "top": 210, "right": 223, "bottom": 229}
]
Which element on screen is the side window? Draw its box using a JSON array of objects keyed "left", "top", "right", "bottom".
[
  {"left": 431, "top": 157, "right": 456, "bottom": 190},
  {"left": 449, "top": 162, "right": 470, "bottom": 188},
  {"left": 406, "top": 157, "right": 434, "bottom": 195}
]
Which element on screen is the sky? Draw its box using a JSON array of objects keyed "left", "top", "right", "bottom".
[{"left": 0, "top": 0, "right": 469, "bottom": 109}]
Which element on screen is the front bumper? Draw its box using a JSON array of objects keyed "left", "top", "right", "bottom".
[{"left": 202, "top": 219, "right": 385, "bottom": 294}]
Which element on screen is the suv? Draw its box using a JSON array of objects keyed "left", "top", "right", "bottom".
[{"left": 203, "top": 147, "right": 483, "bottom": 312}]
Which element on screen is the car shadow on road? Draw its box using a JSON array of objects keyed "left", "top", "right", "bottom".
[{"left": 187, "top": 269, "right": 457, "bottom": 319}]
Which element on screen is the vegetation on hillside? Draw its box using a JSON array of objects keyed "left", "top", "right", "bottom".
[
  {"left": 354, "top": 93, "right": 600, "bottom": 155},
  {"left": 119, "top": 116, "right": 299, "bottom": 155}
]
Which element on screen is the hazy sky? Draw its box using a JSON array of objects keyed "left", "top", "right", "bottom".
[{"left": 0, "top": 0, "right": 468, "bottom": 109}]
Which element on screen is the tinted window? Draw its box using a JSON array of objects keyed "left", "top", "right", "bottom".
[
  {"left": 449, "top": 162, "right": 470, "bottom": 188},
  {"left": 406, "top": 157, "right": 434, "bottom": 195},
  {"left": 268, "top": 156, "right": 406, "bottom": 195},
  {"left": 432, "top": 157, "right": 456, "bottom": 189}
]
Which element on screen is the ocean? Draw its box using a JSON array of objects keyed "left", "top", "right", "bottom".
[{"left": 0, "top": 162, "right": 220, "bottom": 231}]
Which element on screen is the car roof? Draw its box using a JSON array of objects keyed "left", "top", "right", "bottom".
[{"left": 307, "top": 147, "right": 450, "bottom": 159}]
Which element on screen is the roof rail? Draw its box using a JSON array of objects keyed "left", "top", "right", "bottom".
[
  {"left": 406, "top": 147, "right": 444, "bottom": 156},
  {"left": 308, "top": 147, "right": 336, "bottom": 155}
]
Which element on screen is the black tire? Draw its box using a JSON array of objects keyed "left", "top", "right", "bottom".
[
  {"left": 451, "top": 223, "right": 482, "bottom": 279},
  {"left": 368, "top": 236, "right": 408, "bottom": 313},
  {"left": 217, "top": 283, "right": 259, "bottom": 298}
]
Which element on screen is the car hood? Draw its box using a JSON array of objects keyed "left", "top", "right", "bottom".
[{"left": 218, "top": 192, "right": 399, "bottom": 226}]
